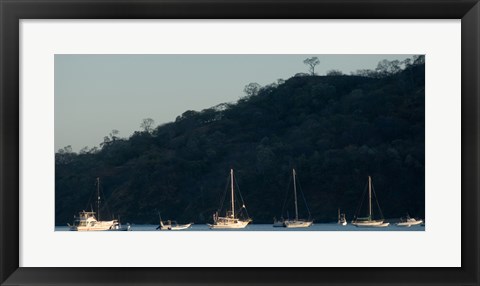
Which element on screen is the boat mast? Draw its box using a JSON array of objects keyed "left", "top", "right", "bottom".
[
  {"left": 368, "top": 176, "right": 372, "bottom": 221},
  {"left": 230, "top": 169, "right": 235, "bottom": 218},
  {"left": 96, "top": 177, "right": 101, "bottom": 220},
  {"left": 293, "top": 169, "right": 299, "bottom": 221}
]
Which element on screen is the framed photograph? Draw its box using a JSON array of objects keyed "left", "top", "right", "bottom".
[{"left": 1, "top": 0, "right": 478, "bottom": 285}]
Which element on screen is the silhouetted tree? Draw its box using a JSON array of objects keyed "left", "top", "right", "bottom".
[
  {"left": 55, "top": 145, "right": 76, "bottom": 164},
  {"left": 376, "top": 59, "right": 402, "bottom": 77},
  {"left": 79, "top": 146, "right": 89, "bottom": 154},
  {"left": 140, "top": 118, "right": 155, "bottom": 134},
  {"left": 110, "top": 129, "right": 119, "bottom": 140},
  {"left": 413, "top": 55, "right": 425, "bottom": 65},
  {"left": 326, "top": 69, "right": 343, "bottom": 76},
  {"left": 58, "top": 145, "right": 73, "bottom": 154},
  {"left": 243, "top": 82, "right": 261, "bottom": 98},
  {"left": 303, "top": 57, "right": 320, "bottom": 75}
]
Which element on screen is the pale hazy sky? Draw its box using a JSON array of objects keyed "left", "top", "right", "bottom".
[{"left": 55, "top": 54, "right": 413, "bottom": 151}]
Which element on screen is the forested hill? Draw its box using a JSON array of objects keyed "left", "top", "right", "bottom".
[{"left": 55, "top": 60, "right": 425, "bottom": 225}]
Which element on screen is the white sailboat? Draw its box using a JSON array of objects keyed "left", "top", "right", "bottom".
[
  {"left": 283, "top": 169, "right": 313, "bottom": 228},
  {"left": 338, "top": 208, "right": 347, "bottom": 226},
  {"left": 208, "top": 169, "right": 252, "bottom": 229},
  {"left": 352, "top": 176, "right": 389, "bottom": 228},
  {"left": 68, "top": 178, "right": 130, "bottom": 231}
]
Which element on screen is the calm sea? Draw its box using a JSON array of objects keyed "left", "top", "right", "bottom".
[{"left": 55, "top": 223, "right": 424, "bottom": 231}]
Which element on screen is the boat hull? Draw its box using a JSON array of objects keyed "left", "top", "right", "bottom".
[
  {"left": 284, "top": 220, "right": 313, "bottom": 228},
  {"left": 208, "top": 220, "right": 251, "bottom": 229},
  {"left": 159, "top": 223, "right": 193, "bottom": 230},
  {"left": 396, "top": 220, "right": 423, "bottom": 227},
  {"left": 71, "top": 227, "right": 112, "bottom": 231},
  {"left": 170, "top": 224, "right": 192, "bottom": 230},
  {"left": 352, "top": 220, "right": 386, "bottom": 227},
  {"left": 369, "top": 222, "right": 390, "bottom": 227},
  {"left": 70, "top": 220, "right": 118, "bottom": 231}
]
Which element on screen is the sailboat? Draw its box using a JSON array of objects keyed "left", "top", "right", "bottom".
[
  {"left": 338, "top": 208, "right": 347, "bottom": 226},
  {"left": 208, "top": 169, "right": 252, "bottom": 229},
  {"left": 282, "top": 169, "right": 313, "bottom": 228},
  {"left": 352, "top": 176, "right": 389, "bottom": 228},
  {"left": 68, "top": 178, "right": 130, "bottom": 231}
]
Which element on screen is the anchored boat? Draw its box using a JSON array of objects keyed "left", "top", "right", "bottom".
[
  {"left": 69, "top": 211, "right": 121, "bottom": 231},
  {"left": 396, "top": 214, "right": 423, "bottom": 227},
  {"left": 68, "top": 178, "right": 130, "bottom": 231},
  {"left": 157, "top": 220, "right": 193, "bottom": 230},
  {"left": 208, "top": 169, "right": 252, "bottom": 229},
  {"left": 338, "top": 208, "right": 347, "bottom": 226},
  {"left": 280, "top": 169, "right": 313, "bottom": 228},
  {"left": 352, "top": 176, "right": 389, "bottom": 228},
  {"left": 156, "top": 213, "right": 193, "bottom": 230}
]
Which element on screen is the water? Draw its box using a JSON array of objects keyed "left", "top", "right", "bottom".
[{"left": 55, "top": 223, "right": 424, "bottom": 231}]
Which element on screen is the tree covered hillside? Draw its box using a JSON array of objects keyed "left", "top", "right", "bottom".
[{"left": 55, "top": 58, "right": 425, "bottom": 225}]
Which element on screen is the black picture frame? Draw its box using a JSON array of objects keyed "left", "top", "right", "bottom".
[{"left": 1, "top": 0, "right": 478, "bottom": 285}]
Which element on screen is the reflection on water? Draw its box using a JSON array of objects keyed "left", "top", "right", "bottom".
[{"left": 55, "top": 223, "right": 424, "bottom": 231}]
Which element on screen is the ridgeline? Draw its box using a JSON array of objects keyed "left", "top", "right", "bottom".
[{"left": 55, "top": 61, "right": 425, "bottom": 225}]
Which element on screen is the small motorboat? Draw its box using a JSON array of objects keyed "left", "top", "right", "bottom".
[
  {"left": 396, "top": 215, "right": 423, "bottom": 227},
  {"left": 157, "top": 219, "right": 193, "bottom": 230}
]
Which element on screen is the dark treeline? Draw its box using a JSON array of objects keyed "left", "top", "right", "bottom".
[{"left": 55, "top": 56, "right": 425, "bottom": 225}]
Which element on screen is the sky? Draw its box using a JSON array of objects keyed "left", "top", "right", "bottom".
[{"left": 55, "top": 54, "right": 414, "bottom": 151}]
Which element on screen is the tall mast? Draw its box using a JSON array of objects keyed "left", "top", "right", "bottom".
[
  {"left": 96, "top": 177, "right": 101, "bottom": 220},
  {"left": 368, "top": 176, "right": 372, "bottom": 220},
  {"left": 293, "top": 169, "right": 298, "bottom": 221},
  {"left": 230, "top": 169, "right": 235, "bottom": 218}
]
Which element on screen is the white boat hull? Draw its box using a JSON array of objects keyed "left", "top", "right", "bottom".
[
  {"left": 208, "top": 220, "right": 250, "bottom": 229},
  {"left": 396, "top": 220, "right": 423, "bottom": 227},
  {"left": 284, "top": 220, "right": 313, "bottom": 228},
  {"left": 370, "top": 222, "right": 390, "bottom": 227},
  {"left": 159, "top": 223, "right": 193, "bottom": 230},
  {"left": 70, "top": 220, "right": 118, "bottom": 231},
  {"left": 352, "top": 220, "right": 387, "bottom": 227},
  {"left": 170, "top": 224, "right": 192, "bottom": 230},
  {"left": 71, "top": 227, "right": 112, "bottom": 231}
]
